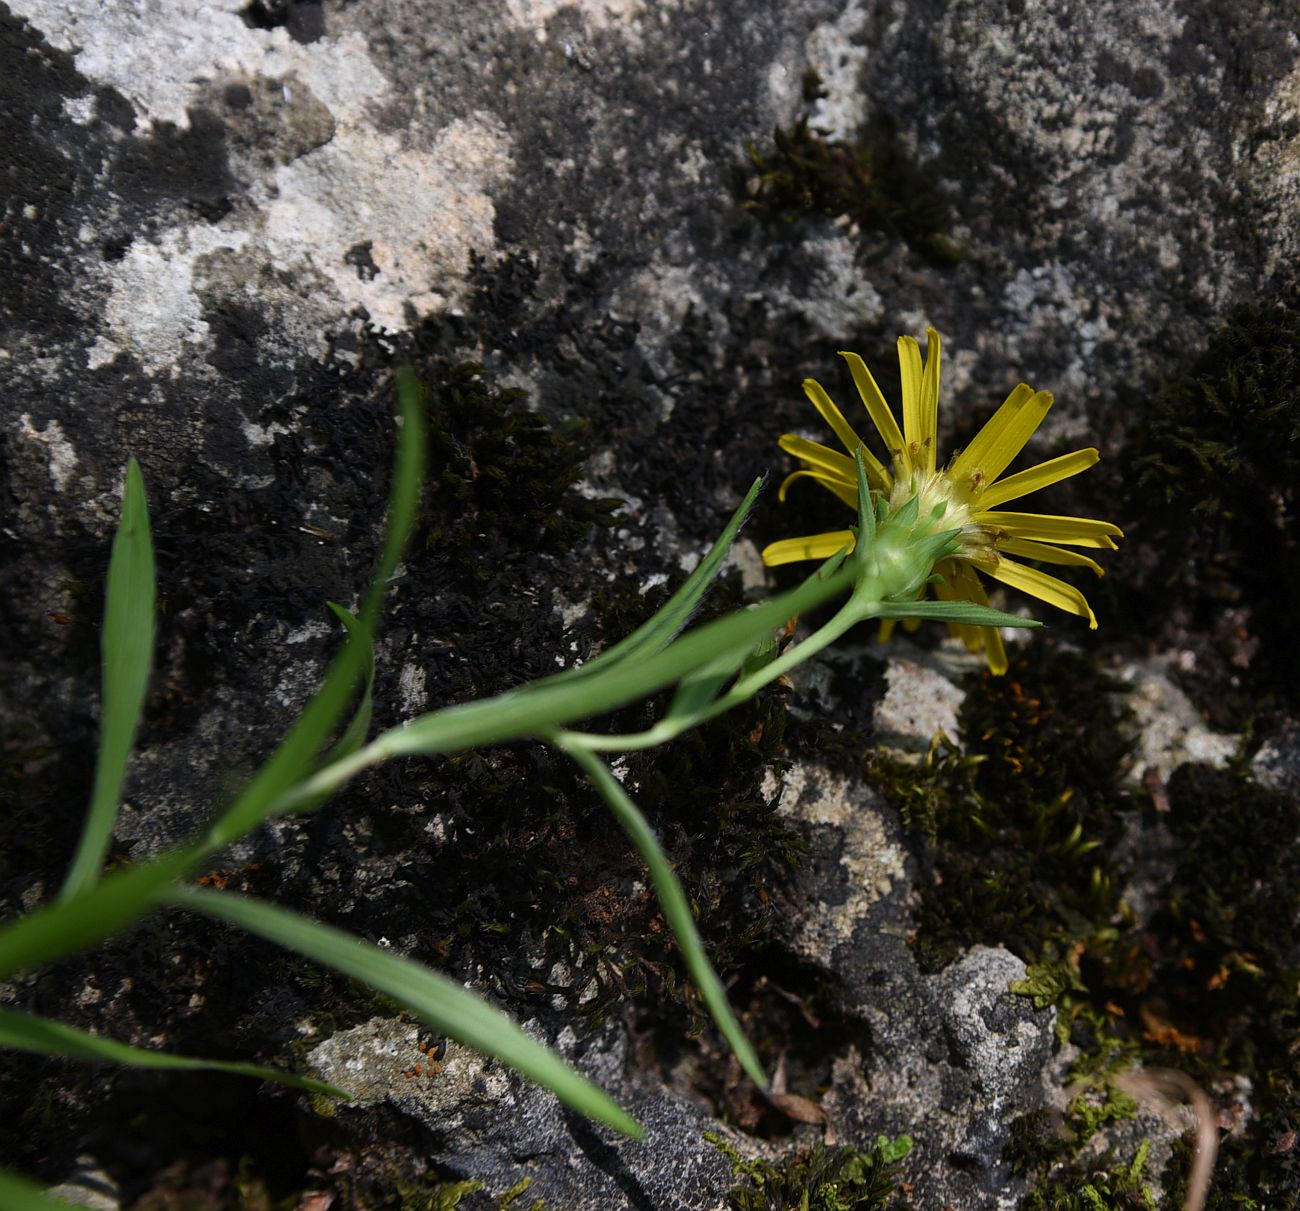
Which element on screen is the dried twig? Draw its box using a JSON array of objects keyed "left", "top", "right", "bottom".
[{"left": 1116, "top": 1067, "right": 1217, "bottom": 1211}]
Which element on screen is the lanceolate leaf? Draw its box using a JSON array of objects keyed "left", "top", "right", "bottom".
[
  {"left": 322, "top": 603, "right": 376, "bottom": 766},
  {"left": 61, "top": 458, "right": 155, "bottom": 901},
  {"left": 872, "top": 599, "right": 1043, "bottom": 628},
  {"left": 665, "top": 644, "right": 750, "bottom": 724},
  {"left": 0, "top": 1009, "right": 350, "bottom": 1099},
  {"left": 561, "top": 742, "right": 768, "bottom": 1090},
  {"left": 369, "top": 558, "right": 855, "bottom": 760},
  {"left": 167, "top": 886, "right": 644, "bottom": 1139},
  {"left": 0, "top": 847, "right": 198, "bottom": 982}
]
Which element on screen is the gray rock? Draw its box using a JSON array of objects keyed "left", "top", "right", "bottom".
[
  {"left": 309, "top": 1016, "right": 737, "bottom": 1211},
  {"left": 933, "top": 948, "right": 1056, "bottom": 1176},
  {"left": 45, "top": 1158, "right": 120, "bottom": 1210},
  {"left": 5, "top": 0, "right": 1298, "bottom": 1206},
  {"left": 1120, "top": 657, "right": 1239, "bottom": 782},
  {"left": 1253, "top": 719, "right": 1300, "bottom": 796},
  {"left": 776, "top": 755, "right": 1056, "bottom": 1208}
]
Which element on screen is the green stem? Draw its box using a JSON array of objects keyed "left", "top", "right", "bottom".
[
  {"left": 562, "top": 596, "right": 872, "bottom": 753},
  {"left": 266, "top": 560, "right": 856, "bottom": 817}
]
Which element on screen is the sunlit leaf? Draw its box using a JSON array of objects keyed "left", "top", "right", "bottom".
[
  {"left": 0, "top": 1008, "right": 350, "bottom": 1098},
  {"left": 61, "top": 458, "right": 155, "bottom": 901},
  {"left": 168, "top": 886, "right": 644, "bottom": 1138}
]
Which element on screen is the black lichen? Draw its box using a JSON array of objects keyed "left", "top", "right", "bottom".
[
  {"left": 1118, "top": 300, "right": 1300, "bottom": 719},
  {"left": 742, "top": 111, "right": 962, "bottom": 266}
]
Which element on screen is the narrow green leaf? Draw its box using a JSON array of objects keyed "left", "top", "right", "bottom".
[
  {"left": 0, "top": 846, "right": 198, "bottom": 982},
  {"left": 374, "top": 559, "right": 854, "bottom": 759},
  {"left": 665, "top": 644, "right": 747, "bottom": 723},
  {"left": 207, "top": 372, "right": 425, "bottom": 847},
  {"left": 0, "top": 1169, "right": 80, "bottom": 1210},
  {"left": 61, "top": 459, "right": 155, "bottom": 901},
  {"left": 271, "top": 554, "right": 855, "bottom": 817},
  {"left": 323, "top": 603, "right": 375, "bottom": 764},
  {"left": 547, "top": 477, "right": 764, "bottom": 685},
  {"left": 561, "top": 742, "right": 767, "bottom": 1089},
  {"left": 167, "top": 886, "right": 644, "bottom": 1138},
  {"left": 872, "top": 599, "right": 1044, "bottom": 628},
  {"left": 0, "top": 1008, "right": 350, "bottom": 1099},
  {"left": 363, "top": 367, "right": 427, "bottom": 628},
  {"left": 738, "top": 631, "right": 779, "bottom": 680}
]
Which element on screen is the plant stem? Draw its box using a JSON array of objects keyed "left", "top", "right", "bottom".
[
  {"left": 561, "top": 596, "right": 872, "bottom": 752},
  {"left": 267, "top": 560, "right": 856, "bottom": 817}
]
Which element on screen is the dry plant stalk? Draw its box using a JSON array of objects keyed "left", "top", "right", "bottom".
[{"left": 1117, "top": 1067, "right": 1217, "bottom": 1211}]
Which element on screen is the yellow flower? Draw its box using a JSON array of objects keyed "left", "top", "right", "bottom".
[{"left": 761, "top": 328, "right": 1122, "bottom": 674}]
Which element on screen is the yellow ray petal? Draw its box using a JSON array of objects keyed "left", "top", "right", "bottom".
[
  {"left": 918, "top": 327, "right": 942, "bottom": 475},
  {"left": 933, "top": 558, "right": 982, "bottom": 651},
  {"left": 761, "top": 530, "right": 856, "bottom": 566},
  {"left": 778, "top": 468, "right": 858, "bottom": 509},
  {"left": 950, "top": 562, "right": 1008, "bottom": 671},
  {"left": 802, "top": 377, "right": 865, "bottom": 456},
  {"left": 983, "top": 624, "right": 1008, "bottom": 673},
  {"left": 777, "top": 434, "right": 857, "bottom": 481},
  {"left": 878, "top": 617, "right": 897, "bottom": 643},
  {"left": 993, "top": 537, "right": 1105, "bottom": 576},
  {"left": 948, "top": 386, "right": 1052, "bottom": 492},
  {"left": 977, "top": 448, "right": 1100, "bottom": 509},
  {"left": 897, "top": 335, "right": 929, "bottom": 468},
  {"left": 981, "top": 555, "right": 1098, "bottom": 628},
  {"left": 839, "top": 351, "right": 908, "bottom": 478},
  {"left": 800, "top": 379, "right": 894, "bottom": 491},
  {"left": 975, "top": 511, "right": 1124, "bottom": 549}
]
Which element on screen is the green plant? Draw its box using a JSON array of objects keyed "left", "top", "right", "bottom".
[
  {"left": 1019, "top": 1140, "right": 1156, "bottom": 1211},
  {"left": 0, "top": 371, "right": 638, "bottom": 1205},
  {"left": 2, "top": 335, "right": 1096, "bottom": 1201},
  {"left": 708, "top": 1132, "right": 915, "bottom": 1211}
]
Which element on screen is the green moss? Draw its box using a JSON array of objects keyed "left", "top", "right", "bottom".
[
  {"left": 1009, "top": 955, "right": 1087, "bottom": 1012},
  {"left": 869, "top": 641, "right": 1177, "bottom": 1202},
  {"left": 1122, "top": 300, "right": 1300, "bottom": 712},
  {"left": 1004, "top": 1000, "right": 1144, "bottom": 1192},
  {"left": 1129, "top": 765, "right": 1300, "bottom": 1208},
  {"left": 742, "top": 103, "right": 963, "bottom": 266},
  {"left": 873, "top": 641, "right": 1135, "bottom": 973},
  {"left": 1155, "top": 765, "right": 1299, "bottom": 1008},
  {"left": 1018, "top": 1140, "right": 1156, "bottom": 1211},
  {"left": 1004, "top": 760, "right": 1300, "bottom": 1207},
  {"left": 1160, "top": 1088, "right": 1300, "bottom": 1210},
  {"left": 707, "top": 1132, "right": 915, "bottom": 1211},
  {"left": 420, "top": 360, "right": 622, "bottom": 585},
  {"left": 1132, "top": 303, "right": 1300, "bottom": 513},
  {"left": 424, "top": 1181, "right": 483, "bottom": 1211},
  {"left": 873, "top": 642, "right": 1288, "bottom": 1210}
]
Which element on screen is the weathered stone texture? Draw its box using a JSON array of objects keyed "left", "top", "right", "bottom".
[{"left": 3, "top": 0, "right": 1297, "bottom": 1206}]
